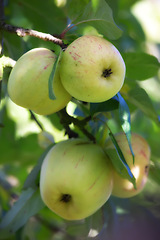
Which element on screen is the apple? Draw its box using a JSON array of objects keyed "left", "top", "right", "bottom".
[
  {"left": 59, "top": 35, "right": 126, "bottom": 102},
  {"left": 105, "top": 132, "right": 150, "bottom": 198},
  {"left": 40, "top": 138, "right": 113, "bottom": 220},
  {"left": 7, "top": 48, "right": 71, "bottom": 115}
]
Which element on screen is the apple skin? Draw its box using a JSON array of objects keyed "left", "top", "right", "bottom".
[
  {"left": 40, "top": 138, "right": 113, "bottom": 220},
  {"left": 59, "top": 35, "right": 126, "bottom": 102},
  {"left": 8, "top": 48, "right": 71, "bottom": 115},
  {"left": 105, "top": 133, "right": 150, "bottom": 198}
]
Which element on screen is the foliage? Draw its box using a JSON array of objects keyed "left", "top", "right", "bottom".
[{"left": 0, "top": 0, "right": 160, "bottom": 239}]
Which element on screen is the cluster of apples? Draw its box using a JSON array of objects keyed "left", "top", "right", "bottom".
[
  {"left": 7, "top": 35, "right": 126, "bottom": 115},
  {"left": 7, "top": 35, "right": 150, "bottom": 221},
  {"left": 40, "top": 132, "right": 150, "bottom": 221}
]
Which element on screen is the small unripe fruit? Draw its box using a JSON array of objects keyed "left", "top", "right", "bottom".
[{"left": 8, "top": 48, "right": 71, "bottom": 115}]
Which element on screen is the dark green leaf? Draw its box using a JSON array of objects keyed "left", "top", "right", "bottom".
[
  {"left": 0, "top": 188, "right": 44, "bottom": 238},
  {"left": 11, "top": 0, "right": 66, "bottom": 34},
  {"left": 67, "top": 0, "right": 122, "bottom": 40},
  {"left": 105, "top": 132, "right": 136, "bottom": 188},
  {"left": 123, "top": 52, "right": 160, "bottom": 80},
  {"left": 90, "top": 97, "right": 119, "bottom": 116},
  {"left": 128, "top": 86, "right": 160, "bottom": 123},
  {"left": 48, "top": 50, "right": 62, "bottom": 100},
  {"left": 117, "top": 93, "right": 134, "bottom": 163}
]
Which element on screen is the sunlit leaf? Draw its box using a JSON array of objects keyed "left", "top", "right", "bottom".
[
  {"left": 117, "top": 92, "right": 134, "bottom": 163},
  {"left": 123, "top": 52, "right": 160, "bottom": 80},
  {"left": 128, "top": 86, "right": 160, "bottom": 123},
  {"left": 66, "top": 0, "right": 122, "bottom": 39}
]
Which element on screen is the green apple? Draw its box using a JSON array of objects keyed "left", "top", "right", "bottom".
[
  {"left": 40, "top": 138, "right": 113, "bottom": 220},
  {"left": 105, "top": 132, "right": 150, "bottom": 198},
  {"left": 8, "top": 48, "right": 71, "bottom": 115},
  {"left": 59, "top": 35, "right": 126, "bottom": 102}
]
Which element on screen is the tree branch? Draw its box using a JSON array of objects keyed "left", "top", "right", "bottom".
[
  {"left": 57, "top": 108, "right": 96, "bottom": 143},
  {"left": 0, "top": 22, "right": 67, "bottom": 49},
  {"left": 29, "top": 110, "right": 44, "bottom": 131}
]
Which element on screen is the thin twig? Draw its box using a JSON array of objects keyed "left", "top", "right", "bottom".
[
  {"left": 0, "top": 22, "right": 67, "bottom": 49},
  {"left": 57, "top": 108, "right": 96, "bottom": 143},
  {"left": 29, "top": 110, "right": 44, "bottom": 131}
]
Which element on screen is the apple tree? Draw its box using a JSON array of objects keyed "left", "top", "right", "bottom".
[{"left": 0, "top": 0, "right": 160, "bottom": 239}]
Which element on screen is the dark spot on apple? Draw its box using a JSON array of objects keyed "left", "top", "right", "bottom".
[
  {"left": 60, "top": 194, "right": 72, "bottom": 203},
  {"left": 102, "top": 68, "right": 112, "bottom": 78},
  {"left": 145, "top": 165, "right": 149, "bottom": 175}
]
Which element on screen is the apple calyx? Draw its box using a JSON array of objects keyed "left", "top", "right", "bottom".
[
  {"left": 102, "top": 68, "right": 113, "bottom": 78},
  {"left": 60, "top": 194, "right": 72, "bottom": 203}
]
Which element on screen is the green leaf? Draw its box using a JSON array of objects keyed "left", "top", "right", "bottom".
[
  {"left": 105, "top": 132, "right": 136, "bottom": 189},
  {"left": 128, "top": 86, "right": 160, "bottom": 123},
  {"left": 48, "top": 50, "right": 62, "bottom": 100},
  {"left": 0, "top": 188, "right": 44, "bottom": 238},
  {"left": 23, "top": 146, "right": 53, "bottom": 189},
  {"left": 123, "top": 52, "right": 160, "bottom": 80},
  {"left": 66, "top": 0, "right": 89, "bottom": 20},
  {"left": 117, "top": 93, "right": 135, "bottom": 163},
  {"left": 67, "top": 0, "right": 122, "bottom": 40},
  {"left": 11, "top": 0, "right": 66, "bottom": 34},
  {"left": 90, "top": 97, "right": 119, "bottom": 115}
]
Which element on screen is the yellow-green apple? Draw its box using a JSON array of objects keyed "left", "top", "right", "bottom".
[
  {"left": 105, "top": 132, "right": 150, "bottom": 198},
  {"left": 7, "top": 48, "right": 71, "bottom": 115},
  {"left": 40, "top": 138, "right": 113, "bottom": 220},
  {"left": 59, "top": 35, "right": 126, "bottom": 102}
]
